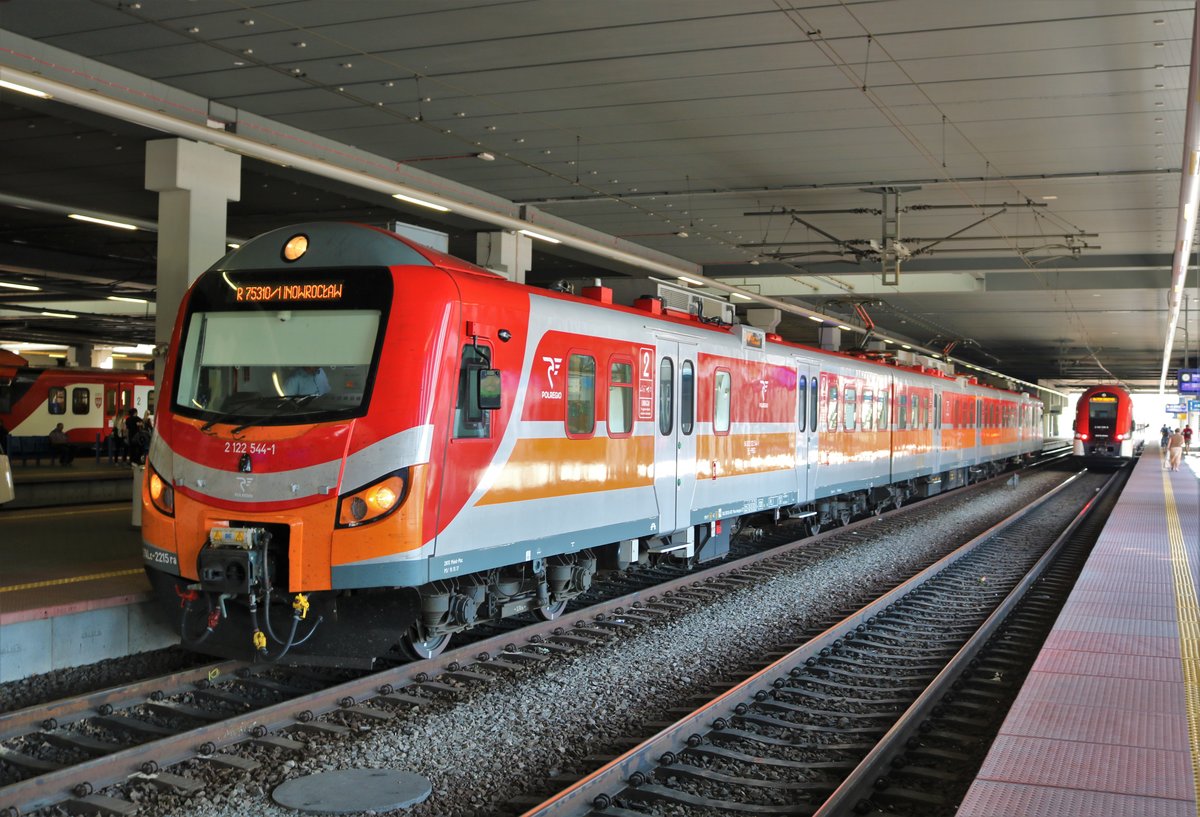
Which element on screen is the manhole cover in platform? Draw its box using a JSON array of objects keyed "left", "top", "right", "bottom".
[{"left": 272, "top": 768, "right": 432, "bottom": 813}]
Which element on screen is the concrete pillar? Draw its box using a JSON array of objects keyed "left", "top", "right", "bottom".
[
  {"left": 144, "top": 139, "right": 241, "bottom": 372},
  {"left": 67, "top": 343, "right": 94, "bottom": 368},
  {"left": 476, "top": 231, "right": 531, "bottom": 283},
  {"left": 818, "top": 325, "right": 841, "bottom": 352},
  {"left": 745, "top": 308, "right": 781, "bottom": 333}
]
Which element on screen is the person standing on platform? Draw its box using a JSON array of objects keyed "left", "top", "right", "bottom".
[
  {"left": 48, "top": 422, "right": 73, "bottom": 465},
  {"left": 1184, "top": 424, "right": 1193, "bottom": 454},
  {"left": 1161, "top": 424, "right": 1172, "bottom": 447},
  {"left": 111, "top": 410, "right": 128, "bottom": 462},
  {"left": 1167, "top": 428, "right": 1185, "bottom": 471},
  {"left": 125, "top": 408, "right": 145, "bottom": 466}
]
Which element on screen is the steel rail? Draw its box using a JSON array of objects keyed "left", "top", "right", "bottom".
[
  {"left": 0, "top": 662, "right": 240, "bottom": 742},
  {"left": 516, "top": 468, "right": 1094, "bottom": 817},
  {"left": 812, "top": 465, "right": 1124, "bottom": 814}
]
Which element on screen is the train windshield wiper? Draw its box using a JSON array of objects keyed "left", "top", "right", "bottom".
[
  {"left": 201, "top": 414, "right": 251, "bottom": 433},
  {"left": 230, "top": 395, "right": 318, "bottom": 434}
]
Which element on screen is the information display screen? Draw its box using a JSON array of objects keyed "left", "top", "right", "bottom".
[{"left": 1179, "top": 369, "right": 1200, "bottom": 394}]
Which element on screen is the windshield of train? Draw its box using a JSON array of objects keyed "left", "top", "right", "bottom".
[
  {"left": 172, "top": 268, "right": 389, "bottom": 425},
  {"left": 1088, "top": 394, "right": 1118, "bottom": 433}
]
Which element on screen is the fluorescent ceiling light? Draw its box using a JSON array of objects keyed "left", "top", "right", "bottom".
[
  {"left": 0, "top": 79, "right": 50, "bottom": 99},
  {"left": 808, "top": 316, "right": 824, "bottom": 323},
  {"left": 39, "top": 311, "right": 77, "bottom": 319},
  {"left": 68, "top": 213, "right": 137, "bottom": 230},
  {"left": 0, "top": 281, "right": 40, "bottom": 291},
  {"left": 676, "top": 275, "right": 705, "bottom": 286},
  {"left": 392, "top": 192, "right": 450, "bottom": 212},
  {"left": 107, "top": 295, "right": 149, "bottom": 304},
  {"left": 729, "top": 292, "right": 752, "bottom": 301},
  {"left": 114, "top": 344, "right": 154, "bottom": 354},
  {"left": 837, "top": 324, "right": 852, "bottom": 331},
  {"left": 519, "top": 229, "right": 561, "bottom": 244},
  {"left": 901, "top": 344, "right": 912, "bottom": 349}
]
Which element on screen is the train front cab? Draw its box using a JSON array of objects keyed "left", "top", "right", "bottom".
[{"left": 1073, "top": 387, "right": 1135, "bottom": 459}]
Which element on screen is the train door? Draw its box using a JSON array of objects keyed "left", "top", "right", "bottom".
[
  {"left": 793, "top": 359, "right": 817, "bottom": 502},
  {"left": 652, "top": 339, "right": 698, "bottom": 536}
]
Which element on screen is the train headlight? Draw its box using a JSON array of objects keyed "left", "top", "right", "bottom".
[
  {"left": 148, "top": 466, "right": 175, "bottom": 517},
  {"left": 337, "top": 471, "right": 406, "bottom": 528}
]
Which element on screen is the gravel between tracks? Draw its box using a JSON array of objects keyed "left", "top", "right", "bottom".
[{"left": 49, "top": 471, "right": 1069, "bottom": 817}]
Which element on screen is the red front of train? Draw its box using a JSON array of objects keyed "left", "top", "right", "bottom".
[
  {"left": 1072, "top": 384, "right": 1137, "bottom": 459},
  {"left": 140, "top": 222, "right": 530, "bottom": 663}
]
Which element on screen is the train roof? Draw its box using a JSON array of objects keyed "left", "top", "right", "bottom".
[{"left": 210, "top": 222, "right": 1035, "bottom": 402}]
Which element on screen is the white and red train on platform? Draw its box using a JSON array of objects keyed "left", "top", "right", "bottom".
[
  {"left": 140, "top": 222, "right": 1044, "bottom": 664},
  {"left": 0, "top": 350, "right": 153, "bottom": 445}
]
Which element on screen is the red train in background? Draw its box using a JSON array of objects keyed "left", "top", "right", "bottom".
[
  {"left": 0, "top": 350, "right": 154, "bottom": 446},
  {"left": 140, "top": 222, "right": 1044, "bottom": 666},
  {"left": 1071, "top": 384, "right": 1139, "bottom": 461}
]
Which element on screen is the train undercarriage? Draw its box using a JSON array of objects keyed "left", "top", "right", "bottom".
[{"left": 148, "top": 458, "right": 1029, "bottom": 667}]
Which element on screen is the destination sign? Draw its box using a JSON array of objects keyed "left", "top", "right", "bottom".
[
  {"left": 235, "top": 282, "right": 344, "bottom": 303},
  {"left": 1090, "top": 396, "right": 1117, "bottom": 402}
]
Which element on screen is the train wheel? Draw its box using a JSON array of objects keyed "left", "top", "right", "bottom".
[
  {"left": 535, "top": 599, "right": 568, "bottom": 621},
  {"left": 400, "top": 629, "right": 451, "bottom": 661},
  {"left": 807, "top": 520, "right": 822, "bottom": 537}
]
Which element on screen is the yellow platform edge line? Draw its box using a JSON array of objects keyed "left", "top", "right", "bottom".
[
  {"left": 0, "top": 567, "right": 144, "bottom": 594},
  {"left": 1162, "top": 472, "right": 1200, "bottom": 816}
]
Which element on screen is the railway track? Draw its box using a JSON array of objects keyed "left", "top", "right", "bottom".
[
  {"left": 0, "top": 460, "right": 1089, "bottom": 816},
  {"left": 519, "top": 466, "right": 1122, "bottom": 816}
]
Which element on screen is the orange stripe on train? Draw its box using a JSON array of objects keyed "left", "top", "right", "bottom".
[{"left": 476, "top": 435, "right": 654, "bottom": 505}]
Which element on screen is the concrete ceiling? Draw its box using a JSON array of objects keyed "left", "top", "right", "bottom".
[{"left": 0, "top": 0, "right": 1198, "bottom": 392}]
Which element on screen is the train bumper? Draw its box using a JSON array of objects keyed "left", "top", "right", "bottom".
[{"left": 144, "top": 566, "right": 419, "bottom": 667}]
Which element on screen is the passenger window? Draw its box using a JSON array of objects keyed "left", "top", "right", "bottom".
[
  {"left": 658, "top": 358, "right": 674, "bottom": 436},
  {"left": 809, "top": 379, "right": 819, "bottom": 432},
  {"left": 877, "top": 388, "right": 889, "bottom": 430},
  {"left": 798, "top": 375, "right": 807, "bottom": 429},
  {"left": 844, "top": 386, "right": 857, "bottom": 430},
  {"left": 862, "top": 389, "right": 874, "bottom": 431},
  {"left": 898, "top": 394, "right": 908, "bottom": 430},
  {"left": 608, "top": 360, "right": 633, "bottom": 436},
  {"left": 454, "top": 344, "right": 492, "bottom": 439},
  {"left": 72, "top": 387, "right": 90, "bottom": 415},
  {"left": 714, "top": 369, "right": 731, "bottom": 434},
  {"left": 48, "top": 387, "right": 66, "bottom": 415},
  {"left": 827, "top": 384, "right": 839, "bottom": 431},
  {"left": 567, "top": 354, "right": 596, "bottom": 436},
  {"left": 681, "top": 361, "right": 695, "bottom": 436}
]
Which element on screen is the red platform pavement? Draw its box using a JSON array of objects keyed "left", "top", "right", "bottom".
[{"left": 959, "top": 447, "right": 1200, "bottom": 817}]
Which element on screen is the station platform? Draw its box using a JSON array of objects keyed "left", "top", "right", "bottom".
[
  {"left": 0, "top": 463, "right": 173, "bottom": 683},
  {"left": 3, "top": 458, "right": 138, "bottom": 510},
  {"left": 959, "top": 446, "right": 1200, "bottom": 816}
]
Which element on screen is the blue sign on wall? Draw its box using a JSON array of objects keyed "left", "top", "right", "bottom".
[
  {"left": 1179, "top": 369, "right": 1200, "bottom": 393},
  {"left": 1190, "top": 399, "right": 1200, "bottom": 412}
]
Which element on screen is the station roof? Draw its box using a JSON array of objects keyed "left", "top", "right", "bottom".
[{"left": 0, "top": 1, "right": 1195, "bottom": 392}]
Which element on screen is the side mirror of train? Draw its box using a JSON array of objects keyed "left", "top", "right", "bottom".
[{"left": 477, "top": 368, "right": 502, "bottom": 410}]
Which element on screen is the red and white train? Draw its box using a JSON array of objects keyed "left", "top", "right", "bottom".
[
  {"left": 1071, "top": 384, "right": 1138, "bottom": 461},
  {"left": 141, "top": 223, "right": 1044, "bottom": 664},
  {"left": 0, "top": 350, "right": 154, "bottom": 446}
]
